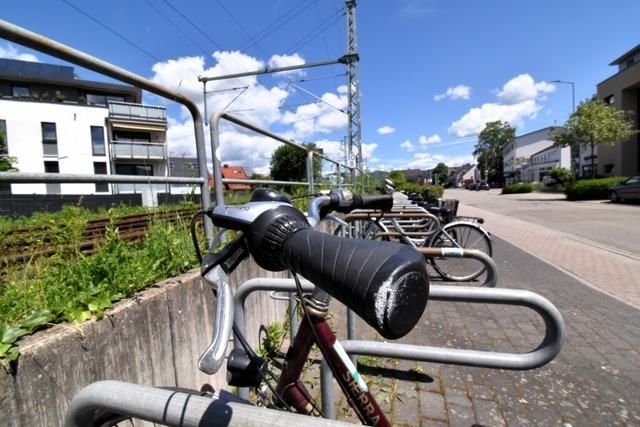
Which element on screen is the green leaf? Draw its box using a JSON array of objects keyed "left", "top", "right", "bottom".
[
  {"left": 74, "top": 309, "right": 93, "bottom": 324},
  {"left": 1, "top": 325, "right": 28, "bottom": 344},
  {"left": 0, "top": 343, "right": 11, "bottom": 356},
  {"left": 4, "top": 346, "right": 20, "bottom": 361},
  {"left": 22, "top": 309, "right": 53, "bottom": 330},
  {"left": 87, "top": 301, "right": 99, "bottom": 312}
]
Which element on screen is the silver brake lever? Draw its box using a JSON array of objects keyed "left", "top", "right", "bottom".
[{"left": 198, "top": 265, "right": 234, "bottom": 375}]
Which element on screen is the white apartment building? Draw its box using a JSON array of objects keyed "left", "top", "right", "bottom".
[
  {"left": 0, "top": 58, "right": 168, "bottom": 198},
  {"left": 523, "top": 144, "right": 571, "bottom": 183},
  {"left": 502, "top": 126, "right": 558, "bottom": 183}
]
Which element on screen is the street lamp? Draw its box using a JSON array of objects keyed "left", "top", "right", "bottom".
[{"left": 551, "top": 80, "right": 575, "bottom": 113}]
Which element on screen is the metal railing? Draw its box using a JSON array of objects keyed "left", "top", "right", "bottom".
[
  {"left": 0, "top": 18, "right": 213, "bottom": 240},
  {"left": 108, "top": 101, "right": 167, "bottom": 122},
  {"left": 111, "top": 142, "right": 166, "bottom": 160},
  {"left": 209, "top": 112, "right": 356, "bottom": 207}
]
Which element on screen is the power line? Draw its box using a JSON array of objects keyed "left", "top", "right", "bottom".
[
  {"left": 239, "top": 0, "right": 316, "bottom": 51},
  {"left": 215, "top": 0, "right": 269, "bottom": 58},
  {"left": 60, "top": 0, "right": 161, "bottom": 62},
  {"left": 142, "top": 0, "right": 209, "bottom": 57},
  {"left": 313, "top": 0, "right": 339, "bottom": 89},
  {"left": 286, "top": 8, "right": 346, "bottom": 55},
  {"left": 161, "top": 0, "right": 226, "bottom": 52}
]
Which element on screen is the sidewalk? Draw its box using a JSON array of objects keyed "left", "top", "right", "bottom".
[{"left": 458, "top": 203, "right": 640, "bottom": 309}]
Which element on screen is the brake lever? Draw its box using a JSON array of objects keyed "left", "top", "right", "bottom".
[{"left": 198, "top": 265, "right": 234, "bottom": 375}]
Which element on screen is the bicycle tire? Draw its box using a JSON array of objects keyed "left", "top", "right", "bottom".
[{"left": 428, "top": 222, "right": 492, "bottom": 281}]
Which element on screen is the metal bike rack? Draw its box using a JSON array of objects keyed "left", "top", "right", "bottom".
[
  {"left": 64, "top": 381, "right": 355, "bottom": 427},
  {"left": 230, "top": 276, "right": 564, "bottom": 419}
]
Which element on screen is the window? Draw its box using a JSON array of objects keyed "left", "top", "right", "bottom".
[
  {"left": 93, "top": 162, "right": 108, "bottom": 192},
  {"left": 41, "top": 122, "right": 58, "bottom": 156},
  {"left": 87, "top": 93, "right": 126, "bottom": 105},
  {"left": 605, "top": 95, "right": 615, "bottom": 105},
  {"left": 91, "top": 126, "right": 106, "bottom": 156},
  {"left": 113, "top": 130, "right": 151, "bottom": 143},
  {"left": 604, "top": 164, "right": 614, "bottom": 174},
  {"left": 44, "top": 161, "right": 59, "bottom": 173},
  {"left": 11, "top": 85, "right": 31, "bottom": 98},
  {"left": 0, "top": 120, "right": 7, "bottom": 155},
  {"left": 115, "top": 164, "right": 153, "bottom": 176}
]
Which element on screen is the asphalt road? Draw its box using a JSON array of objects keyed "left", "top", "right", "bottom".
[{"left": 445, "top": 188, "right": 640, "bottom": 256}]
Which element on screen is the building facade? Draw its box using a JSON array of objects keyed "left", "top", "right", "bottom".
[
  {"left": 502, "top": 127, "right": 558, "bottom": 183},
  {"left": 0, "top": 58, "right": 168, "bottom": 197},
  {"left": 523, "top": 144, "right": 571, "bottom": 183},
  {"left": 596, "top": 44, "right": 640, "bottom": 177}
]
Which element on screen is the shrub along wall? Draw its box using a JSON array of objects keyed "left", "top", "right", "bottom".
[
  {"left": 502, "top": 183, "right": 534, "bottom": 194},
  {"left": 564, "top": 177, "right": 627, "bottom": 200}
]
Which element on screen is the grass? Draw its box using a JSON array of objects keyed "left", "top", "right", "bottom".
[
  {"left": 502, "top": 183, "right": 534, "bottom": 194},
  {"left": 0, "top": 206, "right": 200, "bottom": 361}
]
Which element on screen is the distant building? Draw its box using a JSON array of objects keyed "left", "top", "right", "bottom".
[
  {"left": 502, "top": 127, "right": 567, "bottom": 183},
  {"left": 168, "top": 156, "right": 201, "bottom": 194},
  {"left": 596, "top": 43, "right": 640, "bottom": 177},
  {"left": 447, "top": 164, "right": 474, "bottom": 187},
  {"left": 0, "top": 58, "right": 168, "bottom": 199},
  {"left": 523, "top": 145, "right": 572, "bottom": 183},
  {"left": 209, "top": 164, "right": 251, "bottom": 191},
  {"left": 400, "top": 168, "right": 426, "bottom": 184}
]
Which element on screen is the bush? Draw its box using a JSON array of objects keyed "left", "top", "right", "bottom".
[
  {"left": 502, "top": 183, "right": 534, "bottom": 194},
  {"left": 550, "top": 167, "right": 574, "bottom": 186},
  {"left": 565, "top": 176, "right": 627, "bottom": 200},
  {"left": 427, "top": 185, "right": 444, "bottom": 201}
]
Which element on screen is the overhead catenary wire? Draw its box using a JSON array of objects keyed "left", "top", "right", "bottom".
[
  {"left": 215, "top": 0, "right": 269, "bottom": 58},
  {"left": 238, "top": 0, "right": 316, "bottom": 51},
  {"left": 60, "top": 0, "right": 162, "bottom": 63},
  {"left": 142, "top": 0, "right": 209, "bottom": 57},
  {"left": 286, "top": 8, "right": 346, "bottom": 55},
  {"left": 313, "top": 0, "right": 339, "bottom": 89}
]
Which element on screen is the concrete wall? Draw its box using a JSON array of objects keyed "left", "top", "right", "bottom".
[{"left": 0, "top": 257, "right": 288, "bottom": 426}]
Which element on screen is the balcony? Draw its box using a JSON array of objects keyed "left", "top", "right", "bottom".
[
  {"left": 111, "top": 142, "right": 166, "bottom": 160},
  {"left": 108, "top": 101, "right": 167, "bottom": 123}
]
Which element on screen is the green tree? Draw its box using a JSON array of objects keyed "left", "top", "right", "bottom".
[
  {"left": 432, "top": 162, "right": 448, "bottom": 185},
  {"left": 474, "top": 121, "right": 515, "bottom": 185},
  {"left": 387, "top": 170, "right": 407, "bottom": 186},
  {"left": 0, "top": 130, "right": 17, "bottom": 172},
  {"left": 552, "top": 97, "right": 637, "bottom": 178},
  {"left": 550, "top": 167, "right": 574, "bottom": 187},
  {"left": 269, "top": 143, "right": 321, "bottom": 182}
]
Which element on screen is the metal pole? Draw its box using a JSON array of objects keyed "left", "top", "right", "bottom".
[
  {"left": 198, "top": 56, "right": 353, "bottom": 83},
  {"left": 320, "top": 359, "right": 336, "bottom": 419},
  {"left": 307, "top": 150, "right": 315, "bottom": 193},
  {"left": 345, "top": 0, "right": 361, "bottom": 177},
  {"left": 0, "top": 19, "right": 213, "bottom": 241},
  {"left": 202, "top": 80, "right": 208, "bottom": 126}
]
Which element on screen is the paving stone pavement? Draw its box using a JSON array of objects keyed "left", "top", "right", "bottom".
[
  {"left": 320, "top": 237, "right": 640, "bottom": 426},
  {"left": 457, "top": 202, "right": 640, "bottom": 308}
]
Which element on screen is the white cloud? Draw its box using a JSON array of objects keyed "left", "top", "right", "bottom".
[
  {"left": 419, "top": 134, "right": 441, "bottom": 145},
  {"left": 268, "top": 53, "right": 306, "bottom": 77},
  {"left": 406, "top": 153, "right": 475, "bottom": 169},
  {"left": 434, "top": 84, "right": 471, "bottom": 101},
  {"left": 377, "top": 125, "right": 396, "bottom": 135},
  {"left": 448, "top": 74, "right": 554, "bottom": 137},
  {"left": 400, "top": 140, "right": 414, "bottom": 152},
  {"left": 0, "top": 43, "right": 39, "bottom": 62},
  {"left": 497, "top": 74, "right": 555, "bottom": 104},
  {"left": 280, "top": 90, "right": 348, "bottom": 138}
]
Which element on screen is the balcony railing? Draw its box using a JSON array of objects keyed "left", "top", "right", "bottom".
[
  {"left": 111, "top": 142, "right": 166, "bottom": 160},
  {"left": 108, "top": 101, "right": 167, "bottom": 122}
]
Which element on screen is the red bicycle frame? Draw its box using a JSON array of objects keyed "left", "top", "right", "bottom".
[{"left": 275, "top": 304, "right": 390, "bottom": 426}]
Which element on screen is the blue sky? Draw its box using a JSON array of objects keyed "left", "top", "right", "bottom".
[{"left": 2, "top": 0, "right": 639, "bottom": 174}]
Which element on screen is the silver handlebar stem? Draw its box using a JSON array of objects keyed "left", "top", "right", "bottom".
[{"left": 198, "top": 266, "right": 234, "bottom": 375}]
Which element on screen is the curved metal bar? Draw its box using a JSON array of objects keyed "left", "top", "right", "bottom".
[
  {"left": 417, "top": 248, "right": 498, "bottom": 288},
  {"left": 64, "top": 381, "right": 354, "bottom": 427},
  {"left": 341, "top": 285, "right": 565, "bottom": 370}
]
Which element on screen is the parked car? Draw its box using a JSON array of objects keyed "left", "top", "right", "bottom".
[
  {"left": 477, "top": 182, "right": 490, "bottom": 191},
  {"left": 610, "top": 176, "right": 640, "bottom": 202}
]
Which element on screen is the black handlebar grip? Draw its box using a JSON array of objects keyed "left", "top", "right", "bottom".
[
  {"left": 355, "top": 194, "right": 394, "bottom": 211},
  {"left": 284, "top": 228, "right": 429, "bottom": 339}
]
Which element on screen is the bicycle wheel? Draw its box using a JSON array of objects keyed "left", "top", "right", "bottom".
[{"left": 428, "top": 222, "right": 492, "bottom": 281}]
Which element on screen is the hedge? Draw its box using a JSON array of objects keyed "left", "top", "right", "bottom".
[
  {"left": 565, "top": 177, "right": 627, "bottom": 200},
  {"left": 502, "top": 183, "right": 534, "bottom": 194}
]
